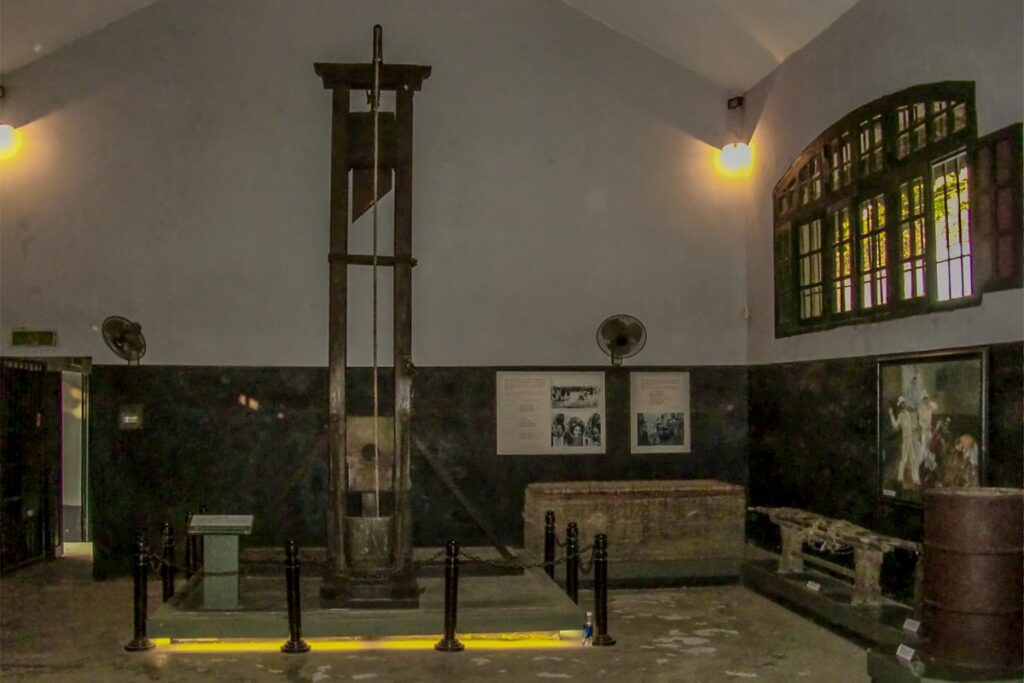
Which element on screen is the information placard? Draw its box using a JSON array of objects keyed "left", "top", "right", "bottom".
[
  {"left": 497, "top": 372, "right": 605, "bottom": 455},
  {"left": 630, "top": 372, "right": 691, "bottom": 454}
]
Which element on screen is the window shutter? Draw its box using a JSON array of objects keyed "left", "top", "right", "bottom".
[
  {"left": 971, "top": 123, "right": 1023, "bottom": 293},
  {"left": 774, "top": 221, "right": 797, "bottom": 337}
]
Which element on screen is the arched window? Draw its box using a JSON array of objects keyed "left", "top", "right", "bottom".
[{"left": 773, "top": 82, "right": 1022, "bottom": 337}]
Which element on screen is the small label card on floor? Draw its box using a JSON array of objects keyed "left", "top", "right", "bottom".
[
  {"left": 902, "top": 618, "right": 921, "bottom": 634},
  {"left": 896, "top": 644, "right": 916, "bottom": 662},
  {"left": 805, "top": 580, "right": 821, "bottom": 592}
]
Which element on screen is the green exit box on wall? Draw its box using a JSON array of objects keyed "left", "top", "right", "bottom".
[{"left": 11, "top": 329, "right": 57, "bottom": 347}]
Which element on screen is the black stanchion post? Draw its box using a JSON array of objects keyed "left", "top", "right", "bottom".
[
  {"left": 184, "top": 511, "right": 194, "bottom": 579},
  {"left": 435, "top": 539, "right": 465, "bottom": 652},
  {"left": 125, "top": 534, "right": 155, "bottom": 652},
  {"left": 281, "top": 540, "right": 310, "bottom": 653},
  {"left": 566, "top": 522, "right": 579, "bottom": 604},
  {"left": 543, "top": 510, "right": 556, "bottom": 579},
  {"left": 161, "top": 522, "right": 175, "bottom": 602},
  {"left": 592, "top": 534, "right": 616, "bottom": 646}
]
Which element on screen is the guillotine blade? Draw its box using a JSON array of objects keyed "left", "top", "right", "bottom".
[
  {"left": 351, "top": 168, "right": 393, "bottom": 222},
  {"left": 348, "top": 110, "right": 396, "bottom": 222}
]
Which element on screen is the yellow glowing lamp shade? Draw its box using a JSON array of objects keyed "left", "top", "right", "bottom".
[
  {"left": 0, "top": 124, "right": 23, "bottom": 160},
  {"left": 716, "top": 142, "right": 753, "bottom": 177}
]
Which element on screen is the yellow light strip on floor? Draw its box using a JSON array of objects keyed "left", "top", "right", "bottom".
[{"left": 150, "top": 631, "right": 584, "bottom": 653}]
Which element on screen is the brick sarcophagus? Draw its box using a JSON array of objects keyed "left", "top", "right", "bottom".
[{"left": 524, "top": 480, "right": 746, "bottom": 575}]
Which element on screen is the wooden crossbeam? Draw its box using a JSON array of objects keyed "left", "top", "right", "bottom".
[{"left": 412, "top": 435, "right": 517, "bottom": 564}]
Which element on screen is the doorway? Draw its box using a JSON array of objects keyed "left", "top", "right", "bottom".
[
  {"left": 0, "top": 357, "right": 90, "bottom": 572},
  {"left": 61, "top": 370, "right": 88, "bottom": 542}
]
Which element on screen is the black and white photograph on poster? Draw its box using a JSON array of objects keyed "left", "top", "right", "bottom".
[
  {"left": 551, "top": 412, "right": 602, "bottom": 447},
  {"left": 497, "top": 372, "right": 605, "bottom": 454},
  {"left": 631, "top": 372, "right": 690, "bottom": 453},
  {"left": 551, "top": 385, "right": 601, "bottom": 409},
  {"left": 637, "top": 412, "right": 685, "bottom": 446}
]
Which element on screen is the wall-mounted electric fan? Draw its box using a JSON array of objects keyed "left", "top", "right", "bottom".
[
  {"left": 596, "top": 314, "right": 646, "bottom": 366},
  {"left": 101, "top": 316, "right": 146, "bottom": 365}
]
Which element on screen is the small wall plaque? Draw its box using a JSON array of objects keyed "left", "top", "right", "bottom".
[{"left": 118, "top": 404, "right": 143, "bottom": 430}]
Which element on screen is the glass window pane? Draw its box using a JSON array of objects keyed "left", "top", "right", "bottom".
[{"left": 932, "top": 152, "right": 972, "bottom": 300}]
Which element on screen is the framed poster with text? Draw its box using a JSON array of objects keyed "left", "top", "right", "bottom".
[
  {"left": 496, "top": 372, "right": 605, "bottom": 455},
  {"left": 631, "top": 372, "right": 690, "bottom": 454}
]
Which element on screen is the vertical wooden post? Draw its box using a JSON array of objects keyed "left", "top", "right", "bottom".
[
  {"left": 326, "top": 85, "right": 351, "bottom": 582},
  {"left": 392, "top": 87, "right": 415, "bottom": 576},
  {"left": 778, "top": 523, "right": 804, "bottom": 573},
  {"left": 852, "top": 547, "right": 884, "bottom": 605}
]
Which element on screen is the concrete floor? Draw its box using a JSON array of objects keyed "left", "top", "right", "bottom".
[{"left": 1, "top": 547, "right": 870, "bottom": 682}]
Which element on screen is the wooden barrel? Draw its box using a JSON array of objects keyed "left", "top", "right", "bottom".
[{"left": 922, "top": 488, "right": 1023, "bottom": 678}]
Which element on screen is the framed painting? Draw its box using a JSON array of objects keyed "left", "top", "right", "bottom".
[{"left": 877, "top": 348, "right": 987, "bottom": 506}]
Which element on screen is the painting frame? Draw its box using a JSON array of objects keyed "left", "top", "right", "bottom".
[{"left": 877, "top": 347, "right": 988, "bottom": 507}]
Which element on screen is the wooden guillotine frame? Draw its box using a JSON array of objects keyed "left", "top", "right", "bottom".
[{"left": 314, "top": 27, "right": 430, "bottom": 608}]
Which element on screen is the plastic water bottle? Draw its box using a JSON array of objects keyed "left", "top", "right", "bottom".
[{"left": 582, "top": 611, "right": 594, "bottom": 647}]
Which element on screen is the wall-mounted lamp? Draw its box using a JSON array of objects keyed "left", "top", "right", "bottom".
[
  {"left": 715, "top": 95, "right": 753, "bottom": 178},
  {"left": 717, "top": 142, "right": 753, "bottom": 175},
  {"left": 0, "top": 86, "right": 23, "bottom": 161}
]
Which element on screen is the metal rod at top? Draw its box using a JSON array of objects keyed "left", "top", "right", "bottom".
[{"left": 373, "top": 25, "right": 383, "bottom": 64}]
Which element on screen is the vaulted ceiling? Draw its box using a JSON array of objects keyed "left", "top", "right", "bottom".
[
  {"left": 1, "top": 0, "right": 158, "bottom": 73},
  {"left": 2, "top": 0, "right": 860, "bottom": 89},
  {"left": 558, "top": 0, "right": 861, "bottom": 91}
]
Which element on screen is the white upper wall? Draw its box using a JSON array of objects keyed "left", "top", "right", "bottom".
[
  {"left": 745, "top": 0, "right": 1024, "bottom": 365},
  {"left": 1, "top": 0, "right": 750, "bottom": 367}
]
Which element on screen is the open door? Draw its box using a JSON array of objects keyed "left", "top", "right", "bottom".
[{"left": 61, "top": 371, "right": 88, "bottom": 543}]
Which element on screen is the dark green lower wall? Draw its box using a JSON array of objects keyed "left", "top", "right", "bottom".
[
  {"left": 90, "top": 365, "right": 748, "bottom": 579},
  {"left": 87, "top": 344, "right": 1024, "bottom": 581},
  {"left": 747, "top": 341, "right": 1022, "bottom": 599},
  {"left": 748, "top": 341, "right": 1024, "bottom": 541}
]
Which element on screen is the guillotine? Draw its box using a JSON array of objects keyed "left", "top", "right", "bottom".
[{"left": 314, "top": 27, "right": 430, "bottom": 608}]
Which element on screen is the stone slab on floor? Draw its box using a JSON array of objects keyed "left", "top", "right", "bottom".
[{"left": 150, "top": 568, "right": 582, "bottom": 639}]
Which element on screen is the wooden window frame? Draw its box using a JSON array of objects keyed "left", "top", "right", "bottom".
[{"left": 771, "top": 81, "right": 1022, "bottom": 338}]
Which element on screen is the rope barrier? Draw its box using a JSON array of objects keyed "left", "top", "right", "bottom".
[{"left": 446, "top": 545, "right": 596, "bottom": 574}]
